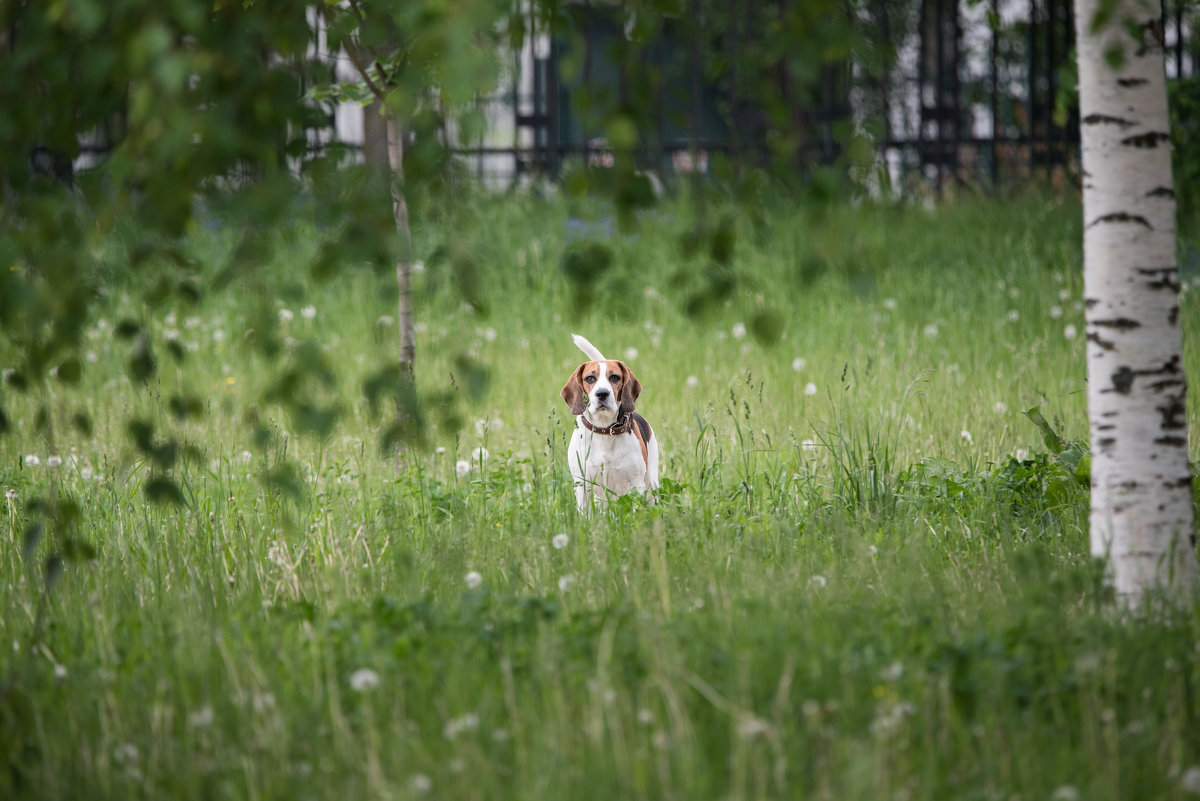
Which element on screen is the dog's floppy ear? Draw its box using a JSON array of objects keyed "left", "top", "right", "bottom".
[
  {"left": 561, "top": 364, "right": 588, "bottom": 416},
  {"left": 616, "top": 361, "right": 641, "bottom": 417}
]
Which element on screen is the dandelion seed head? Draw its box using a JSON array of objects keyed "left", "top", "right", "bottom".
[
  {"left": 301, "top": 305, "right": 316, "bottom": 320},
  {"left": 46, "top": 455, "right": 62, "bottom": 468},
  {"left": 558, "top": 574, "right": 576, "bottom": 592},
  {"left": 1064, "top": 324, "right": 1078, "bottom": 340},
  {"left": 278, "top": 308, "right": 294, "bottom": 322},
  {"left": 809, "top": 575, "right": 827, "bottom": 589},
  {"left": 993, "top": 401, "right": 1007, "bottom": 414},
  {"left": 882, "top": 298, "right": 897, "bottom": 310},
  {"left": 24, "top": 455, "right": 39, "bottom": 467},
  {"left": 471, "top": 447, "right": 489, "bottom": 463},
  {"left": 410, "top": 774, "right": 433, "bottom": 794},
  {"left": 465, "top": 571, "right": 483, "bottom": 589},
  {"left": 804, "top": 382, "right": 818, "bottom": 396},
  {"left": 552, "top": 534, "right": 569, "bottom": 550},
  {"left": 1180, "top": 766, "right": 1200, "bottom": 795},
  {"left": 1006, "top": 309, "right": 1020, "bottom": 322},
  {"left": 1050, "top": 305, "right": 1063, "bottom": 319},
  {"left": 685, "top": 375, "right": 698, "bottom": 388},
  {"left": 731, "top": 323, "right": 747, "bottom": 339},
  {"left": 923, "top": 323, "right": 939, "bottom": 338},
  {"left": 792, "top": 357, "right": 807, "bottom": 371},
  {"left": 801, "top": 438, "right": 818, "bottom": 452},
  {"left": 349, "top": 668, "right": 380, "bottom": 692},
  {"left": 455, "top": 460, "right": 471, "bottom": 478},
  {"left": 960, "top": 430, "right": 973, "bottom": 444},
  {"left": 1051, "top": 786, "right": 1080, "bottom": 801}
]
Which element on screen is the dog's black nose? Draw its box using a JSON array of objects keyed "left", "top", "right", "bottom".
[{"left": 595, "top": 388, "right": 610, "bottom": 400}]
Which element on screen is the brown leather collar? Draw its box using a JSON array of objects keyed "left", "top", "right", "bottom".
[{"left": 580, "top": 413, "right": 632, "bottom": 436}]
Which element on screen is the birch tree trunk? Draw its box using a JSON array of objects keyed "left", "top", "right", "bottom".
[
  {"left": 387, "top": 115, "right": 417, "bottom": 373},
  {"left": 1074, "top": 0, "right": 1199, "bottom": 605}
]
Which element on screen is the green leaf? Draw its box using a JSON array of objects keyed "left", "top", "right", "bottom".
[
  {"left": 750, "top": 310, "right": 784, "bottom": 345},
  {"left": 57, "top": 357, "right": 82, "bottom": 385},
  {"left": 1023, "top": 407, "right": 1066, "bottom": 454},
  {"left": 144, "top": 477, "right": 185, "bottom": 506}
]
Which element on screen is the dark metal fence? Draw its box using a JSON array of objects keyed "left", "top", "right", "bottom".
[{"left": 440, "top": 0, "right": 1198, "bottom": 193}]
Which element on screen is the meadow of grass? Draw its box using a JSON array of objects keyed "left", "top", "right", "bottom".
[{"left": 3, "top": 188, "right": 1200, "bottom": 800}]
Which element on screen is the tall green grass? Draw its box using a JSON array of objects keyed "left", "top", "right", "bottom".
[{"left": 2, "top": 191, "right": 1199, "bottom": 800}]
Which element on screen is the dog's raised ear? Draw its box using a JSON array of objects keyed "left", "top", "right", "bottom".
[
  {"left": 561, "top": 364, "right": 589, "bottom": 416},
  {"left": 616, "top": 361, "right": 642, "bottom": 417}
]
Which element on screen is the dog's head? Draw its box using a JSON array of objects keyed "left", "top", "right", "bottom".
[{"left": 561, "top": 359, "right": 642, "bottom": 421}]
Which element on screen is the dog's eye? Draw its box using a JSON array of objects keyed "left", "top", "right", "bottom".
[
  {"left": 584, "top": 375, "right": 596, "bottom": 384},
  {"left": 609, "top": 374, "right": 620, "bottom": 383}
]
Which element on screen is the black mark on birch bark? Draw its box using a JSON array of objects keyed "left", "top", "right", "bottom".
[
  {"left": 1136, "top": 266, "right": 1180, "bottom": 291},
  {"left": 1087, "top": 212, "right": 1151, "bottom": 229},
  {"left": 1092, "top": 318, "right": 1141, "bottom": 330},
  {"left": 1145, "top": 186, "right": 1175, "bottom": 198},
  {"left": 1122, "top": 131, "right": 1171, "bottom": 148},
  {"left": 1110, "top": 366, "right": 1136, "bottom": 394},
  {"left": 1118, "top": 77, "right": 1149, "bottom": 87},
  {"left": 1098, "top": 437, "right": 1117, "bottom": 454},
  {"left": 1154, "top": 436, "right": 1187, "bottom": 447},
  {"left": 1088, "top": 332, "right": 1116, "bottom": 351},
  {"left": 1158, "top": 393, "right": 1187, "bottom": 430},
  {"left": 1082, "top": 113, "right": 1133, "bottom": 127},
  {"left": 1170, "top": 305, "right": 1179, "bottom": 325}
]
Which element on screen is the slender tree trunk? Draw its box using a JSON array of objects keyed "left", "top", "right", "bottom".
[
  {"left": 387, "top": 115, "right": 416, "bottom": 373},
  {"left": 1074, "top": 0, "right": 1199, "bottom": 606}
]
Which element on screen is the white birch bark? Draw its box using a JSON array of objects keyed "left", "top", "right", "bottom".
[{"left": 1074, "top": 0, "right": 1198, "bottom": 605}]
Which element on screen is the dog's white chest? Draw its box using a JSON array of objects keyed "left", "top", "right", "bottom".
[{"left": 568, "top": 427, "right": 648, "bottom": 497}]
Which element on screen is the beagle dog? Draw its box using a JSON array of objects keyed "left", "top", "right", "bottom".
[{"left": 561, "top": 334, "right": 660, "bottom": 514}]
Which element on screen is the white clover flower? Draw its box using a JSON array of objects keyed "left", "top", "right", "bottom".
[
  {"left": 960, "top": 430, "right": 973, "bottom": 444},
  {"left": 455, "top": 460, "right": 471, "bottom": 478},
  {"left": 24, "top": 455, "right": 39, "bottom": 467},
  {"left": 552, "top": 534, "right": 569, "bottom": 550},
  {"left": 349, "top": 668, "right": 380, "bottom": 692},
  {"left": 465, "top": 571, "right": 483, "bottom": 589},
  {"left": 993, "top": 401, "right": 1007, "bottom": 414},
  {"left": 1064, "top": 324, "right": 1078, "bottom": 340},
  {"left": 558, "top": 574, "right": 576, "bottom": 592},
  {"left": 923, "top": 323, "right": 939, "bottom": 338},
  {"left": 792, "top": 356, "right": 807, "bottom": 371},
  {"left": 685, "top": 375, "right": 698, "bottom": 388},
  {"left": 46, "top": 455, "right": 62, "bottom": 468},
  {"left": 301, "top": 305, "right": 316, "bottom": 320},
  {"left": 188, "top": 705, "right": 215, "bottom": 728},
  {"left": 1050, "top": 305, "right": 1063, "bottom": 319},
  {"left": 882, "top": 298, "right": 897, "bottom": 310},
  {"left": 731, "top": 323, "right": 747, "bottom": 339},
  {"left": 804, "top": 382, "right": 818, "bottom": 396}
]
